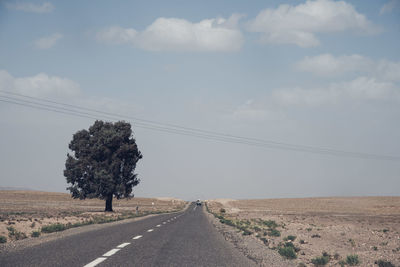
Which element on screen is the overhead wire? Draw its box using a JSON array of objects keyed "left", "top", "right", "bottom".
[{"left": 0, "top": 90, "right": 398, "bottom": 161}]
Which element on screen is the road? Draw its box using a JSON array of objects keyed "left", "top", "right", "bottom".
[{"left": 0, "top": 203, "right": 255, "bottom": 266}]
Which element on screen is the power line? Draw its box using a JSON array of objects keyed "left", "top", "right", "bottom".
[
  {"left": 0, "top": 90, "right": 398, "bottom": 161},
  {"left": 0, "top": 91, "right": 354, "bottom": 152}
]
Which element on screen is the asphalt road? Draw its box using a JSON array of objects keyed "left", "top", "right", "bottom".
[{"left": 0, "top": 203, "right": 255, "bottom": 267}]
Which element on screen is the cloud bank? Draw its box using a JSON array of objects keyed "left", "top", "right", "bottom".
[
  {"left": 296, "top": 54, "right": 400, "bottom": 82},
  {"left": 0, "top": 70, "right": 80, "bottom": 98},
  {"left": 247, "top": 0, "right": 377, "bottom": 47},
  {"left": 97, "top": 14, "right": 244, "bottom": 52},
  {"left": 273, "top": 77, "right": 399, "bottom": 106}
]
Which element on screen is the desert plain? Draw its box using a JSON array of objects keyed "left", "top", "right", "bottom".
[
  {"left": 0, "top": 190, "right": 185, "bottom": 244},
  {"left": 207, "top": 197, "right": 400, "bottom": 266},
  {"left": 1, "top": 191, "right": 399, "bottom": 266}
]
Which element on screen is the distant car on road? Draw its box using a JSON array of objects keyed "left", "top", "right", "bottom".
[{"left": 196, "top": 199, "right": 202, "bottom": 206}]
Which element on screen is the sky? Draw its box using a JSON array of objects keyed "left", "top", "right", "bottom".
[{"left": 0, "top": 0, "right": 399, "bottom": 200}]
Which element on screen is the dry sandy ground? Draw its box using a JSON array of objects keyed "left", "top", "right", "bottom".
[
  {"left": 207, "top": 197, "right": 400, "bottom": 267},
  {"left": 0, "top": 190, "right": 185, "bottom": 244}
]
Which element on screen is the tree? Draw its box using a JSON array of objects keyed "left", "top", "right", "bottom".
[{"left": 64, "top": 120, "right": 142, "bottom": 211}]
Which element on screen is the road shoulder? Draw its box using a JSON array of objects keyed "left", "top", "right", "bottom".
[{"left": 203, "top": 205, "right": 295, "bottom": 267}]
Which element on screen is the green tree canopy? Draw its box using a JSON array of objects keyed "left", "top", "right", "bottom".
[{"left": 64, "top": 120, "right": 142, "bottom": 211}]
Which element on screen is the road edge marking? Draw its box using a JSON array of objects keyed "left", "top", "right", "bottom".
[{"left": 133, "top": 235, "right": 142, "bottom": 240}]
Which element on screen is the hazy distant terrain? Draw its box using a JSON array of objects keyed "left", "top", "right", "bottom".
[{"left": 207, "top": 197, "right": 400, "bottom": 266}]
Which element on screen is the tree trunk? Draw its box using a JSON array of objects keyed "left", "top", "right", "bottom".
[{"left": 105, "top": 194, "right": 113, "bottom": 212}]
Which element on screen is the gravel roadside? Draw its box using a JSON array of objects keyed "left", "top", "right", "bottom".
[{"left": 204, "top": 205, "right": 295, "bottom": 267}]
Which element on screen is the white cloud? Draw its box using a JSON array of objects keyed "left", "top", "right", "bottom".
[
  {"left": 34, "top": 33, "right": 63, "bottom": 49},
  {"left": 247, "top": 0, "right": 377, "bottom": 47},
  {"left": 296, "top": 54, "right": 400, "bottom": 82},
  {"left": 223, "top": 99, "right": 285, "bottom": 122},
  {"left": 0, "top": 70, "right": 80, "bottom": 98},
  {"left": 97, "top": 14, "right": 244, "bottom": 52},
  {"left": 272, "top": 77, "right": 399, "bottom": 106},
  {"left": 376, "top": 60, "right": 400, "bottom": 82},
  {"left": 295, "top": 54, "right": 373, "bottom": 76},
  {"left": 5, "top": 2, "right": 54, "bottom": 13},
  {"left": 380, "top": 0, "right": 400, "bottom": 15}
]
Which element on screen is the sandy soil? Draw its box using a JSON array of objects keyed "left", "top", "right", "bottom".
[
  {"left": 0, "top": 190, "right": 186, "bottom": 244},
  {"left": 207, "top": 197, "right": 400, "bottom": 267}
]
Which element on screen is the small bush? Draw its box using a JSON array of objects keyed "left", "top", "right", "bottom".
[
  {"left": 300, "top": 239, "right": 305, "bottom": 244},
  {"left": 7, "top": 226, "right": 27, "bottom": 240},
  {"left": 219, "top": 218, "right": 235, "bottom": 227},
  {"left": 0, "top": 235, "right": 7, "bottom": 243},
  {"left": 338, "top": 260, "right": 346, "bottom": 267},
  {"left": 31, "top": 231, "right": 41, "bottom": 238},
  {"left": 278, "top": 246, "right": 297, "bottom": 259},
  {"left": 306, "top": 228, "right": 312, "bottom": 232},
  {"left": 311, "top": 234, "right": 321, "bottom": 238},
  {"left": 373, "top": 246, "right": 378, "bottom": 251},
  {"left": 241, "top": 219, "right": 251, "bottom": 225},
  {"left": 311, "top": 256, "right": 329, "bottom": 266},
  {"left": 41, "top": 223, "right": 67, "bottom": 233},
  {"left": 219, "top": 208, "right": 226, "bottom": 213},
  {"left": 242, "top": 229, "right": 253, "bottom": 235},
  {"left": 253, "top": 226, "right": 262, "bottom": 232},
  {"left": 268, "top": 229, "right": 281, "bottom": 237},
  {"left": 284, "top": 242, "right": 295, "bottom": 249},
  {"left": 260, "top": 237, "right": 268, "bottom": 245},
  {"left": 263, "top": 220, "right": 278, "bottom": 228},
  {"left": 375, "top": 260, "right": 395, "bottom": 267},
  {"left": 7, "top": 226, "right": 16, "bottom": 235},
  {"left": 346, "top": 254, "right": 360, "bottom": 266},
  {"left": 14, "top": 231, "right": 27, "bottom": 240},
  {"left": 348, "top": 238, "right": 356, "bottom": 247},
  {"left": 30, "top": 222, "right": 36, "bottom": 228}
]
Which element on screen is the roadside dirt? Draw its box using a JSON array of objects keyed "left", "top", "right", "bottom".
[
  {"left": 204, "top": 205, "right": 295, "bottom": 266},
  {"left": 207, "top": 197, "right": 400, "bottom": 267},
  {"left": 0, "top": 190, "right": 186, "bottom": 246}
]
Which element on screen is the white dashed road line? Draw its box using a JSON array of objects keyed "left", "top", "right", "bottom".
[
  {"left": 83, "top": 257, "right": 107, "bottom": 267},
  {"left": 83, "top": 213, "right": 184, "bottom": 267},
  {"left": 117, "top": 242, "right": 130, "bottom": 248},
  {"left": 103, "top": 248, "right": 120, "bottom": 257}
]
